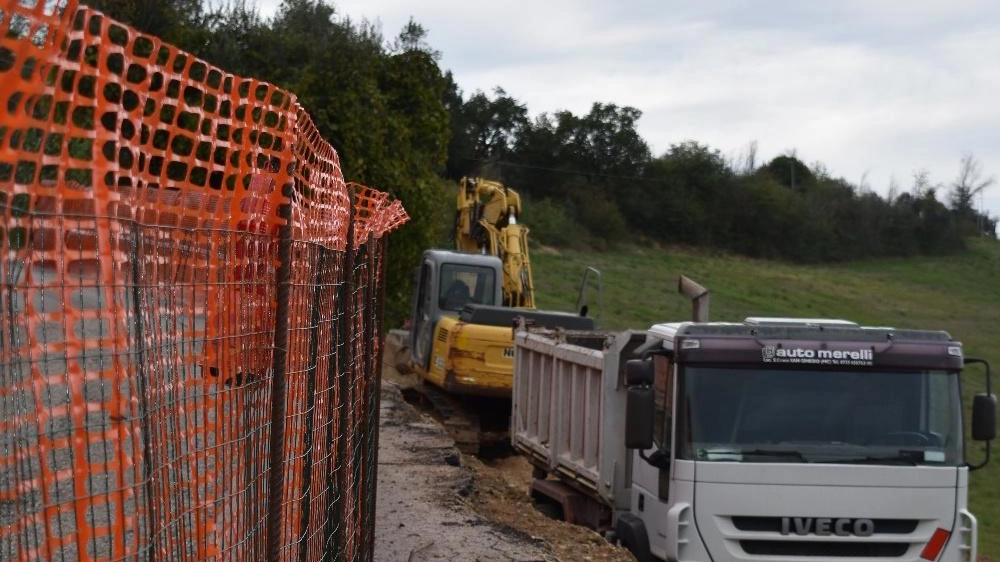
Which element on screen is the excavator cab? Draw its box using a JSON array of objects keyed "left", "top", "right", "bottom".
[{"left": 409, "top": 250, "right": 504, "bottom": 371}]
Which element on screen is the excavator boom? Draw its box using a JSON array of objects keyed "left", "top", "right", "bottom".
[{"left": 455, "top": 177, "right": 534, "bottom": 308}]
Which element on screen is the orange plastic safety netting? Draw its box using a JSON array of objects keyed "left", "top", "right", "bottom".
[{"left": 0, "top": 1, "right": 406, "bottom": 561}]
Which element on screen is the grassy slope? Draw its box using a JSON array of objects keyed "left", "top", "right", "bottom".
[{"left": 532, "top": 237, "right": 1000, "bottom": 557}]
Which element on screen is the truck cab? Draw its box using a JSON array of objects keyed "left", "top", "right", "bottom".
[
  {"left": 512, "top": 316, "right": 996, "bottom": 562},
  {"left": 626, "top": 318, "right": 996, "bottom": 562}
]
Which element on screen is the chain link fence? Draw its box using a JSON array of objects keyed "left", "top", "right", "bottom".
[{"left": 1, "top": 1, "right": 406, "bottom": 560}]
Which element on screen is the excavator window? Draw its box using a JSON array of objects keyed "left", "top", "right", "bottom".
[
  {"left": 442, "top": 281, "right": 471, "bottom": 310},
  {"left": 438, "top": 263, "right": 496, "bottom": 312}
]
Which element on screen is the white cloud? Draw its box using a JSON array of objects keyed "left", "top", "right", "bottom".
[{"left": 255, "top": 0, "right": 1000, "bottom": 220}]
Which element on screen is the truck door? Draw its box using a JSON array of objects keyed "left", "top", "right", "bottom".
[
  {"left": 631, "top": 354, "right": 675, "bottom": 558},
  {"left": 410, "top": 260, "right": 435, "bottom": 370}
]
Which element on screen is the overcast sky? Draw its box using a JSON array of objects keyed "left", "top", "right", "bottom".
[{"left": 258, "top": 0, "right": 1000, "bottom": 220}]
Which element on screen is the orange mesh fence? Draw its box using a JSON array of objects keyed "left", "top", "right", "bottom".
[{"left": 0, "top": 1, "right": 406, "bottom": 561}]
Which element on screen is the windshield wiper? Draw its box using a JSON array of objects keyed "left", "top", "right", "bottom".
[
  {"left": 700, "top": 448, "right": 808, "bottom": 462},
  {"left": 830, "top": 450, "right": 923, "bottom": 466},
  {"left": 743, "top": 449, "right": 808, "bottom": 462}
]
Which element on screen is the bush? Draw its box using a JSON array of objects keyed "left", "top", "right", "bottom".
[{"left": 524, "top": 197, "right": 588, "bottom": 249}]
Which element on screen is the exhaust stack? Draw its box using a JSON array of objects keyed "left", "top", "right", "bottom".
[{"left": 677, "top": 275, "right": 709, "bottom": 322}]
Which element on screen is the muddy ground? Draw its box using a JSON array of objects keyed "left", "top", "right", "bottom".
[
  {"left": 376, "top": 362, "right": 634, "bottom": 562},
  {"left": 467, "top": 453, "right": 635, "bottom": 562}
]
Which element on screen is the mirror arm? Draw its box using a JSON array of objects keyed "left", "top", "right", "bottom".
[
  {"left": 964, "top": 357, "right": 994, "bottom": 470},
  {"left": 639, "top": 447, "right": 671, "bottom": 469},
  {"left": 965, "top": 356, "right": 992, "bottom": 395},
  {"left": 968, "top": 441, "right": 990, "bottom": 471}
]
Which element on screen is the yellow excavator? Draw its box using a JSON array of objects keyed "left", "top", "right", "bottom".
[{"left": 406, "top": 177, "right": 594, "bottom": 451}]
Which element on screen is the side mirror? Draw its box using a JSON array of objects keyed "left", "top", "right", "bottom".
[
  {"left": 624, "top": 357, "right": 656, "bottom": 449},
  {"left": 625, "top": 386, "right": 654, "bottom": 450},
  {"left": 972, "top": 393, "right": 997, "bottom": 442},
  {"left": 625, "top": 358, "right": 654, "bottom": 386}
]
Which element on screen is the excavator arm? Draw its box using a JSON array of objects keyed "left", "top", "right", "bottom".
[{"left": 455, "top": 177, "right": 535, "bottom": 308}]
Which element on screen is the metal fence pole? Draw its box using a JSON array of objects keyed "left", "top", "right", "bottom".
[
  {"left": 265, "top": 184, "right": 296, "bottom": 561},
  {"left": 362, "top": 234, "right": 387, "bottom": 560},
  {"left": 324, "top": 195, "right": 356, "bottom": 562},
  {"left": 320, "top": 250, "right": 346, "bottom": 562},
  {"left": 298, "top": 246, "right": 327, "bottom": 562},
  {"left": 359, "top": 236, "right": 375, "bottom": 562},
  {"left": 129, "top": 221, "right": 159, "bottom": 562},
  {"left": 349, "top": 241, "right": 367, "bottom": 558}
]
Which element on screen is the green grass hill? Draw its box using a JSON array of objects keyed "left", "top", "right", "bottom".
[{"left": 532, "top": 237, "right": 1000, "bottom": 558}]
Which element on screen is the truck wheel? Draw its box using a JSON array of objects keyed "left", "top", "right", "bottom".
[{"left": 616, "top": 513, "right": 653, "bottom": 562}]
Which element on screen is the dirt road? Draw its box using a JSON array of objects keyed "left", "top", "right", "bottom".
[
  {"left": 375, "top": 366, "right": 634, "bottom": 562},
  {"left": 375, "top": 381, "right": 548, "bottom": 561}
]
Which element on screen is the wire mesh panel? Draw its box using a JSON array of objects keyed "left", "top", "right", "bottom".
[{"left": 0, "top": 1, "right": 407, "bottom": 561}]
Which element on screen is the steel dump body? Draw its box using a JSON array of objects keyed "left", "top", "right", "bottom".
[{"left": 511, "top": 327, "right": 647, "bottom": 510}]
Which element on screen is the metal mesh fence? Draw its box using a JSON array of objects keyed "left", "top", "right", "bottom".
[{"left": 0, "top": 1, "right": 406, "bottom": 560}]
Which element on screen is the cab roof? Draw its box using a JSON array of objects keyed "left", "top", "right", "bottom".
[{"left": 648, "top": 317, "right": 953, "bottom": 345}]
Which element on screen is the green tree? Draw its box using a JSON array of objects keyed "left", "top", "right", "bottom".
[
  {"left": 761, "top": 153, "right": 816, "bottom": 191},
  {"left": 510, "top": 103, "right": 649, "bottom": 201},
  {"left": 84, "top": 0, "right": 208, "bottom": 49},
  {"left": 375, "top": 28, "right": 453, "bottom": 322},
  {"left": 195, "top": 0, "right": 271, "bottom": 76},
  {"left": 948, "top": 154, "right": 996, "bottom": 238},
  {"left": 505, "top": 103, "right": 648, "bottom": 245},
  {"left": 635, "top": 142, "right": 734, "bottom": 246},
  {"left": 445, "top": 86, "right": 529, "bottom": 178}
]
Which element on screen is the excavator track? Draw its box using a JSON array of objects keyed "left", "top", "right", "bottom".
[
  {"left": 404, "top": 381, "right": 510, "bottom": 456},
  {"left": 385, "top": 329, "right": 510, "bottom": 456}
]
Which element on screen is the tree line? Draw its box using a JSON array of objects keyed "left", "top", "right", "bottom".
[
  {"left": 84, "top": 0, "right": 997, "bottom": 322},
  {"left": 447, "top": 88, "right": 997, "bottom": 260}
]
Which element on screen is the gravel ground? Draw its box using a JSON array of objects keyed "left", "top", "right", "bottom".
[{"left": 375, "top": 380, "right": 549, "bottom": 562}]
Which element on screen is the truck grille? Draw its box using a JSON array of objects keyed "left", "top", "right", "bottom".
[
  {"left": 725, "top": 516, "right": 926, "bottom": 559},
  {"left": 731, "top": 517, "right": 918, "bottom": 535},
  {"left": 740, "top": 540, "right": 909, "bottom": 557}
]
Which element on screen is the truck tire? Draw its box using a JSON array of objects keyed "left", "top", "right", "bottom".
[{"left": 616, "top": 513, "right": 653, "bottom": 562}]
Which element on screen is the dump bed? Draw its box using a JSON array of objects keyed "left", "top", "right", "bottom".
[{"left": 511, "top": 326, "right": 647, "bottom": 509}]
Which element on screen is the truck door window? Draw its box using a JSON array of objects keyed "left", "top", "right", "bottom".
[{"left": 653, "top": 355, "right": 673, "bottom": 448}]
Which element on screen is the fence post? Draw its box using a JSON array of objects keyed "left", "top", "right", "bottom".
[
  {"left": 349, "top": 238, "right": 368, "bottom": 556},
  {"left": 358, "top": 235, "right": 375, "bottom": 562},
  {"left": 265, "top": 182, "right": 296, "bottom": 561},
  {"left": 298, "top": 246, "right": 328, "bottom": 562},
  {"left": 129, "top": 220, "right": 159, "bottom": 562},
  {"left": 362, "top": 234, "right": 387, "bottom": 560},
  {"left": 324, "top": 191, "right": 356, "bottom": 561}
]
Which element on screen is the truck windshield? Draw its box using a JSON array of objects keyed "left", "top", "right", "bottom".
[
  {"left": 678, "top": 367, "right": 962, "bottom": 466},
  {"left": 438, "top": 263, "right": 497, "bottom": 312}
]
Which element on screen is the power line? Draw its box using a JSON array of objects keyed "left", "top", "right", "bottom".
[{"left": 457, "top": 155, "right": 663, "bottom": 184}]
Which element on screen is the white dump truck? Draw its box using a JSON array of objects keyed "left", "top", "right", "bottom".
[{"left": 511, "top": 280, "right": 996, "bottom": 562}]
